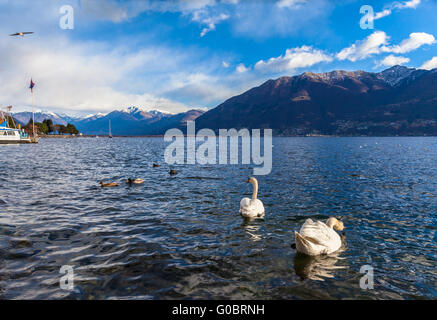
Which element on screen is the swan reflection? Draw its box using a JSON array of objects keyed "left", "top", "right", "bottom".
[
  {"left": 241, "top": 220, "right": 262, "bottom": 242},
  {"left": 293, "top": 249, "right": 347, "bottom": 281}
]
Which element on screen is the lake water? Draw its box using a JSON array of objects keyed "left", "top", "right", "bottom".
[{"left": 0, "top": 137, "right": 436, "bottom": 299}]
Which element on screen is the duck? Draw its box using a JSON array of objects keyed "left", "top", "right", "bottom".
[
  {"left": 239, "top": 177, "right": 265, "bottom": 219},
  {"left": 126, "top": 178, "right": 144, "bottom": 184},
  {"left": 100, "top": 181, "right": 119, "bottom": 188},
  {"left": 169, "top": 169, "right": 178, "bottom": 175},
  {"left": 294, "top": 217, "right": 345, "bottom": 256},
  {"left": 153, "top": 164, "right": 161, "bottom": 168}
]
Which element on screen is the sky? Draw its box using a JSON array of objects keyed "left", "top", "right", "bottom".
[{"left": 0, "top": 0, "right": 436, "bottom": 116}]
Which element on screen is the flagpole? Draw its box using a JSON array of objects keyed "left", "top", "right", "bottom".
[
  {"left": 32, "top": 89, "right": 35, "bottom": 137},
  {"left": 29, "top": 78, "right": 35, "bottom": 138}
]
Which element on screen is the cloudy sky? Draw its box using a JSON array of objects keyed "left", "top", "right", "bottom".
[{"left": 0, "top": 0, "right": 436, "bottom": 115}]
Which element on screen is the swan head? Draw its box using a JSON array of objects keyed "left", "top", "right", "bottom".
[
  {"left": 246, "top": 177, "right": 258, "bottom": 184},
  {"left": 326, "top": 217, "right": 345, "bottom": 231}
]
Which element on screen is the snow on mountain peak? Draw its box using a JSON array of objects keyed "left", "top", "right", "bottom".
[
  {"left": 121, "top": 106, "right": 146, "bottom": 113},
  {"left": 378, "top": 65, "right": 416, "bottom": 86},
  {"left": 149, "top": 109, "right": 174, "bottom": 115},
  {"left": 121, "top": 106, "right": 174, "bottom": 116},
  {"left": 83, "top": 112, "right": 106, "bottom": 119}
]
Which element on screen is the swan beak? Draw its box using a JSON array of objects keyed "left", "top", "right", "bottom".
[{"left": 246, "top": 178, "right": 250, "bottom": 183}]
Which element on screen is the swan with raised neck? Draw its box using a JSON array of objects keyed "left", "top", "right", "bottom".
[
  {"left": 247, "top": 177, "right": 259, "bottom": 200},
  {"left": 239, "top": 177, "right": 265, "bottom": 219}
]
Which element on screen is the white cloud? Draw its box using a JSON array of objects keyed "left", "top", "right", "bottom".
[
  {"left": 337, "top": 31, "right": 389, "bottom": 62},
  {"left": 378, "top": 55, "right": 410, "bottom": 67},
  {"left": 195, "top": 13, "right": 230, "bottom": 37},
  {"left": 420, "top": 57, "right": 437, "bottom": 70},
  {"left": 374, "top": 9, "right": 392, "bottom": 20},
  {"left": 337, "top": 31, "right": 435, "bottom": 62},
  {"left": 0, "top": 32, "right": 218, "bottom": 114},
  {"left": 383, "top": 32, "right": 435, "bottom": 54},
  {"left": 255, "top": 46, "right": 333, "bottom": 73},
  {"left": 374, "top": 0, "right": 421, "bottom": 20},
  {"left": 276, "top": 0, "right": 307, "bottom": 9},
  {"left": 222, "top": 61, "right": 230, "bottom": 68},
  {"left": 236, "top": 63, "right": 249, "bottom": 73},
  {"left": 397, "top": 0, "right": 421, "bottom": 9}
]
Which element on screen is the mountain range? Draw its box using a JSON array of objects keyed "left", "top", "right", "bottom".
[
  {"left": 12, "top": 107, "right": 205, "bottom": 136},
  {"left": 195, "top": 65, "right": 437, "bottom": 136},
  {"left": 11, "top": 65, "right": 437, "bottom": 136}
]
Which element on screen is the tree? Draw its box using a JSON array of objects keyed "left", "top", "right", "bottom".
[
  {"left": 57, "top": 124, "right": 67, "bottom": 134},
  {"left": 43, "top": 119, "right": 54, "bottom": 134},
  {"left": 23, "top": 120, "right": 46, "bottom": 135},
  {"left": 66, "top": 123, "right": 79, "bottom": 135},
  {"left": 36, "top": 122, "right": 49, "bottom": 134}
]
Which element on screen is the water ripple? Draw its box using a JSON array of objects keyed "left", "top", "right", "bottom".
[{"left": 0, "top": 137, "right": 436, "bottom": 299}]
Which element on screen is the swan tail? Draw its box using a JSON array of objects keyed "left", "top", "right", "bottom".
[
  {"left": 295, "top": 231, "right": 317, "bottom": 255},
  {"left": 295, "top": 231, "right": 309, "bottom": 246}
]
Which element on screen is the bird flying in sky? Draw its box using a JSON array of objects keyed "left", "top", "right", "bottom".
[{"left": 9, "top": 32, "right": 34, "bottom": 37}]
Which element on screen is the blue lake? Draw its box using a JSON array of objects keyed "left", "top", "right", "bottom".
[{"left": 0, "top": 137, "right": 436, "bottom": 299}]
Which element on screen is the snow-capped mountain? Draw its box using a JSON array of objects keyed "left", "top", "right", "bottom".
[
  {"left": 11, "top": 107, "right": 205, "bottom": 135},
  {"left": 195, "top": 65, "right": 437, "bottom": 136},
  {"left": 299, "top": 66, "right": 424, "bottom": 88},
  {"left": 83, "top": 113, "right": 106, "bottom": 120},
  {"left": 118, "top": 106, "right": 174, "bottom": 121},
  {"left": 13, "top": 110, "right": 70, "bottom": 125},
  {"left": 72, "top": 108, "right": 204, "bottom": 135},
  {"left": 376, "top": 65, "right": 419, "bottom": 86}
]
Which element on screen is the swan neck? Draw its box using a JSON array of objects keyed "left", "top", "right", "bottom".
[
  {"left": 326, "top": 218, "right": 336, "bottom": 229},
  {"left": 251, "top": 180, "right": 258, "bottom": 200}
]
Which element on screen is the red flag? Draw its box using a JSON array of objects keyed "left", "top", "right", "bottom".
[{"left": 29, "top": 78, "right": 35, "bottom": 93}]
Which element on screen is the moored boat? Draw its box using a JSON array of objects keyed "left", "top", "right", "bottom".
[
  {"left": 0, "top": 120, "right": 35, "bottom": 144},
  {"left": 0, "top": 108, "right": 37, "bottom": 144}
]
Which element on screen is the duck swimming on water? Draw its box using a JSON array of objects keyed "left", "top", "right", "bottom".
[
  {"left": 126, "top": 178, "right": 144, "bottom": 184},
  {"left": 100, "top": 181, "right": 119, "bottom": 188}
]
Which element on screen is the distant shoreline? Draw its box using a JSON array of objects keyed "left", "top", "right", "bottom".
[
  {"left": 40, "top": 134, "right": 165, "bottom": 138},
  {"left": 39, "top": 134, "right": 436, "bottom": 139}
]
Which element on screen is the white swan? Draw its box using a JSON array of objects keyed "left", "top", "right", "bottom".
[
  {"left": 295, "top": 218, "right": 345, "bottom": 256},
  {"left": 240, "top": 177, "right": 265, "bottom": 219}
]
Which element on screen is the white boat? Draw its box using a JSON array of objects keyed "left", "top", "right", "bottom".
[
  {"left": 0, "top": 108, "right": 36, "bottom": 144},
  {"left": 0, "top": 121, "right": 34, "bottom": 144}
]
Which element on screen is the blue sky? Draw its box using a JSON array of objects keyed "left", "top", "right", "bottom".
[{"left": 0, "top": 0, "right": 436, "bottom": 115}]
